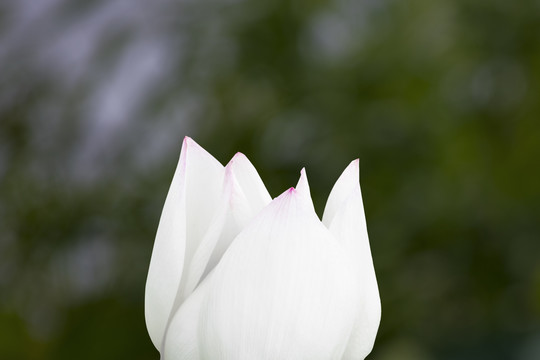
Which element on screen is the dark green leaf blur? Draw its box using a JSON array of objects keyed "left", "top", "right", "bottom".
[{"left": 1, "top": 0, "right": 539, "bottom": 359}]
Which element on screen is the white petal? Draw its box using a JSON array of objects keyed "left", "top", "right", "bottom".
[
  {"left": 326, "top": 163, "right": 381, "bottom": 359},
  {"left": 295, "top": 168, "right": 316, "bottom": 214},
  {"left": 227, "top": 152, "right": 272, "bottom": 225},
  {"left": 177, "top": 173, "right": 234, "bottom": 302},
  {"left": 322, "top": 159, "right": 360, "bottom": 227},
  {"left": 202, "top": 153, "right": 272, "bottom": 275},
  {"left": 199, "top": 187, "right": 361, "bottom": 360},
  {"left": 180, "top": 153, "right": 272, "bottom": 300},
  {"left": 145, "top": 137, "right": 224, "bottom": 351},
  {"left": 162, "top": 273, "right": 215, "bottom": 360}
]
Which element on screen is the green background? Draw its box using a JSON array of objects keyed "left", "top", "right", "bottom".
[{"left": 1, "top": 0, "right": 539, "bottom": 358}]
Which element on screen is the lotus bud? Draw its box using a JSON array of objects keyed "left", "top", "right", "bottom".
[{"left": 145, "top": 137, "right": 380, "bottom": 360}]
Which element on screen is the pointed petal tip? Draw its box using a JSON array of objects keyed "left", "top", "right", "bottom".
[
  {"left": 294, "top": 167, "right": 317, "bottom": 213},
  {"left": 182, "top": 136, "right": 202, "bottom": 153},
  {"left": 233, "top": 151, "right": 246, "bottom": 159},
  {"left": 183, "top": 136, "right": 193, "bottom": 146},
  {"left": 225, "top": 153, "right": 248, "bottom": 177},
  {"left": 321, "top": 159, "right": 362, "bottom": 226},
  {"left": 296, "top": 167, "right": 308, "bottom": 187},
  {"left": 275, "top": 186, "right": 296, "bottom": 200},
  {"left": 184, "top": 137, "right": 215, "bottom": 156},
  {"left": 183, "top": 136, "right": 201, "bottom": 148},
  {"left": 347, "top": 158, "right": 360, "bottom": 172},
  {"left": 345, "top": 158, "right": 360, "bottom": 181},
  {"left": 226, "top": 152, "right": 247, "bottom": 167}
]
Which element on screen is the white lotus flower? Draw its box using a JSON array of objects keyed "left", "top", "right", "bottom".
[{"left": 145, "top": 137, "right": 381, "bottom": 360}]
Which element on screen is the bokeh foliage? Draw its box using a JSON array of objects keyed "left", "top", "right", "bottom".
[{"left": 1, "top": 0, "right": 539, "bottom": 359}]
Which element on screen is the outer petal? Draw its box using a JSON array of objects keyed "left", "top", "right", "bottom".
[
  {"left": 199, "top": 179, "right": 361, "bottom": 360},
  {"left": 322, "top": 159, "right": 360, "bottom": 227},
  {"left": 295, "top": 168, "right": 316, "bottom": 214},
  {"left": 145, "top": 137, "right": 224, "bottom": 350},
  {"left": 325, "top": 161, "right": 381, "bottom": 359}
]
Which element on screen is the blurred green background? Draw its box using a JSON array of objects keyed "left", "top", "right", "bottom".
[{"left": 1, "top": 0, "right": 539, "bottom": 359}]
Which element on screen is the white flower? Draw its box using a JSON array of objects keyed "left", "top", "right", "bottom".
[{"left": 145, "top": 137, "right": 381, "bottom": 360}]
